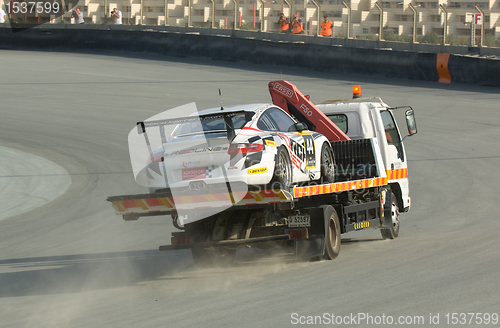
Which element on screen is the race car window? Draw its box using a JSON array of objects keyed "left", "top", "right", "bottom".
[
  {"left": 173, "top": 115, "right": 247, "bottom": 137},
  {"left": 265, "top": 107, "right": 296, "bottom": 132},
  {"left": 257, "top": 113, "right": 278, "bottom": 131}
]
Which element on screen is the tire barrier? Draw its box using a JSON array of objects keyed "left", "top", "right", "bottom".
[
  {"left": 0, "top": 27, "right": 498, "bottom": 86},
  {"left": 436, "top": 53, "right": 451, "bottom": 84}
]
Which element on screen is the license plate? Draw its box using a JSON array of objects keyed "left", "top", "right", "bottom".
[
  {"left": 182, "top": 167, "right": 207, "bottom": 180},
  {"left": 288, "top": 214, "right": 311, "bottom": 228}
]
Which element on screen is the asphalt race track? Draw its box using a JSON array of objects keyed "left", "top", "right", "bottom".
[{"left": 1, "top": 49, "right": 499, "bottom": 328}]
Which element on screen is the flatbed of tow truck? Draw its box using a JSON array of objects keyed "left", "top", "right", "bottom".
[
  {"left": 108, "top": 137, "right": 401, "bottom": 259},
  {"left": 107, "top": 166, "right": 396, "bottom": 219}
]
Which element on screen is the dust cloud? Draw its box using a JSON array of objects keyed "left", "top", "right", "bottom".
[{"left": 1, "top": 242, "right": 312, "bottom": 327}]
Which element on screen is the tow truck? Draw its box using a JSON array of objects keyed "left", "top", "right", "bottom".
[{"left": 107, "top": 81, "right": 417, "bottom": 265}]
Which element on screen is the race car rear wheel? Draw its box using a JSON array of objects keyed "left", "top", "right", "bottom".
[
  {"left": 271, "top": 146, "right": 293, "bottom": 189},
  {"left": 320, "top": 142, "right": 335, "bottom": 183}
]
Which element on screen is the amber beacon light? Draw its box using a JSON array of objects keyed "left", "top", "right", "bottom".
[{"left": 352, "top": 85, "right": 362, "bottom": 98}]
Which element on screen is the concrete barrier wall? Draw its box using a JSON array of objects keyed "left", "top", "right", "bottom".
[
  {"left": 35, "top": 23, "right": 498, "bottom": 57},
  {"left": 0, "top": 25, "right": 498, "bottom": 86},
  {"left": 448, "top": 55, "right": 500, "bottom": 86}
]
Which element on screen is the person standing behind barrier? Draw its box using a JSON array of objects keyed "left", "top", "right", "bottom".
[
  {"left": 320, "top": 15, "right": 333, "bottom": 36},
  {"left": 291, "top": 14, "right": 304, "bottom": 34},
  {"left": 0, "top": 6, "right": 6, "bottom": 23},
  {"left": 111, "top": 8, "right": 122, "bottom": 24},
  {"left": 277, "top": 13, "right": 289, "bottom": 33},
  {"left": 71, "top": 7, "right": 84, "bottom": 24}
]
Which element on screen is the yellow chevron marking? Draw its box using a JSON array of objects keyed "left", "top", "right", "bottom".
[
  {"left": 113, "top": 201, "right": 125, "bottom": 212},
  {"left": 277, "top": 191, "right": 288, "bottom": 200},
  {"left": 250, "top": 191, "right": 262, "bottom": 202},
  {"left": 265, "top": 140, "right": 276, "bottom": 147},
  {"left": 180, "top": 196, "right": 193, "bottom": 204},
  {"left": 135, "top": 199, "right": 148, "bottom": 210},
  {"left": 159, "top": 197, "right": 173, "bottom": 209}
]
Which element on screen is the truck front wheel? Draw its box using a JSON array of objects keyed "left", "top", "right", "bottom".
[
  {"left": 381, "top": 192, "right": 400, "bottom": 239},
  {"left": 323, "top": 206, "right": 341, "bottom": 260}
]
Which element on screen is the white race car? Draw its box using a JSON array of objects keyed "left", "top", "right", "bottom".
[{"left": 142, "top": 103, "right": 335, "bottom": 193}]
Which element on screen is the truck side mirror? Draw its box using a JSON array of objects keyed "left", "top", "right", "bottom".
[{"left": 405, "top": 109, "right": 417, "bottom": 136}]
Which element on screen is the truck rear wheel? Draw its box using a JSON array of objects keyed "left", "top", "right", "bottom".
[
  {"left": 323, "top": 206, "right": 341, "bottom": 260},
  {"left": 187, "top": 220, "right": 236, "bottom": 267},
  {"left": 381, "top": 192, "right": 400, "bottom": 239}
]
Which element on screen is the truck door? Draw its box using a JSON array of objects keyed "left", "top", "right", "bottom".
[{"left": 379, "top": 109, "right": 412, "bottom": 211}]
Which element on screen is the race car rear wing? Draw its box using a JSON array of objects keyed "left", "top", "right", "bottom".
[{"left": 136, "top": 110, "right": 255, "bottom": 144}]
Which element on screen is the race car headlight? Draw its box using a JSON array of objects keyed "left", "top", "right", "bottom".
[{"left": 227, "top": 143, "right": 264, "bottom": 155}]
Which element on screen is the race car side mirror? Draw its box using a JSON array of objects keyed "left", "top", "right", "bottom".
[{"left": 293, "top": 122, "right": 307, "bottom": 132}]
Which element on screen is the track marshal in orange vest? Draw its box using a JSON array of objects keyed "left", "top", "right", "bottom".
[{"left": 320, "top": 16, "right": 333, "bottom": 36}]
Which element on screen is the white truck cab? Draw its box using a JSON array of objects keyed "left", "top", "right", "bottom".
[{"left": 315, "top": 93, "right": 417, "bottom": 212}]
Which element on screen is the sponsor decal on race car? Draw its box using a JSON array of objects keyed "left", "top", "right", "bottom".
[
  {"left": 247, "top": 167, "right": 267, "bottom": 175},
  {"left": 299, "top": 131, "right": 316, "bottom": 169},
  {"left": 182, "top": 160, "right": 208, "bottom": 167},
  {"left": 265, "top": 140, "right": 276, "bottom": 147},
  {"left": 165, "top": 146, "right": 229, "bottom": 157},
  {"left": 182, "top": 167, "right": 207, "bottom": 180},
  {"left": 290, "top": 139, "right": 305, "bottom": 168}
]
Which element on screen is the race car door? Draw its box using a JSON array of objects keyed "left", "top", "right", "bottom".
[{"left": 258, "top": 107, "right": 315, "bottom": 180}]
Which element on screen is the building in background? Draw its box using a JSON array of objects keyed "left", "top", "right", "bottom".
[{"left": 7, "top": 0, "right": 498, "bottom": 40}]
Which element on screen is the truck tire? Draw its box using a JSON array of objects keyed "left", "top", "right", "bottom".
[
  {"left": 319, "top": 142, "right": 335, "bottom": 183},
  {"left": 187, "top": 222, "right": 236, "bottom": 267},
  {"left": 381, "top": 192, "right": 400, "bottom": 239},
  {"left": 271, "top": 146, "right": 293, "bottom": 189},
  {"left": 323, "top": 206, "right": 341, "bottom": 260}
]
